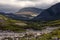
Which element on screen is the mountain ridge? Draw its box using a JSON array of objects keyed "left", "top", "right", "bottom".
[
  {"left": 32, "top": 3, "right": 60, "bottom": 21},
  {"left": 0, "top": 7, "right": 43, "bottom": 21}
]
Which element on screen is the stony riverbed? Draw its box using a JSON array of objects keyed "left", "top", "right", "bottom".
[{"left": 0, "top": 27, "right": 60, "bottom": 40}]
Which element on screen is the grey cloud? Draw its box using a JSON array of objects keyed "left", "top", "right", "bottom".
[
  {"left": 0, "top": 4, "right": 20, "bottom": 13},
  {"left": 0, "top": 0, "right": 60, "bottom": 13},
  {"left": 35, "top": 2, "right": 58, "bottom": 9},
  {"left": 17, "top": 0, "right": 39, "bottom": 1}
]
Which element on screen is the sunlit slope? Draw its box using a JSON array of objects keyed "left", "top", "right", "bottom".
[
  {"left": 0, "top": 14, "right": 60, "bottom": 32},
  {"left": 0, "top": 14, "right": 27, "bottom": 32}
]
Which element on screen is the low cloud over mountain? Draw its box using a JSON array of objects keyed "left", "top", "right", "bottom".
[{"left": 0, "top": 0, "right": 60, "bottom": 13}]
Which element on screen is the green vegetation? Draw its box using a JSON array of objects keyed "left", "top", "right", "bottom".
[
  {"left": 37, "top": 28, "right": 60, "bottom": 40},
  {"left": 17, "top": 28, "right": 60, "bottom": 40},
  {"left": 25, "top": 20, "right": 60, "bottom": 30},
  {"left": 0, "top": 14, "right": 60, "bottom": 40},
  {"left": 0, "top": 15, "right": 26, "bottom": 32},
  {"left": 0, "top": 14, "right": 60, "bottom": 32}
]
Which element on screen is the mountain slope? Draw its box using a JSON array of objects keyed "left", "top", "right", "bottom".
[
  {"left": 0, "top": 13, "right": 28, "bottom": 32},
  {"left": 18, "top": 7, "right": 43, "bottom": 13},
  {"left": 15, "top": 7, "right": 43, "bottom": 20},
  {"left": 0, "top": 7, "right": 43, "bottom": 20},
  {"left": 33, "top": 3, "right": 60, "bottom": 21}
]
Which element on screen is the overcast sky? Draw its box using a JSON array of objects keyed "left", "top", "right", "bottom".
[{"left": 0, "top": 0, "right": 60, "bottom": 13}]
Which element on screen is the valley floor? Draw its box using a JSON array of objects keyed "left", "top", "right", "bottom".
[{"left": 0, "top": 27, "right": 60, "bottom": 40}]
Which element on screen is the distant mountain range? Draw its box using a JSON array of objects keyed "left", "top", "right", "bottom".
[
  {"left": 18, "top": 7, "right": 43, "bottom": 13},
  {"left": 15, "top": 7, "right": 43, "bottom": 20},
  {"left": 0, "top": 3, "right": 60, "bottom": 21},
  {"left": 0, "top": 7, "right": 43, "bottom": 20},
  {"left": 33, "top": 3, "right": 60, "bottom": 21}
]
